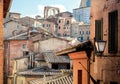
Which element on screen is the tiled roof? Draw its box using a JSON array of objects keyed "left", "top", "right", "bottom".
[
  {"left": 34, "top": 53, "right": 45, "bottom": 61},
  {"left": 56, "top": 40, "right": 93, "bottom": 55},
  {"left": 29, "top": 74, "right": 73, "bottom": 84},
  {"left": 7, "top": 32, "right": 28, "bottom": 40},
  {"left": 17, "top": 66, "right": 72, "bottom": 76},
  {"left": 43, "top": 52, "right": 70, "bottom": 63}
]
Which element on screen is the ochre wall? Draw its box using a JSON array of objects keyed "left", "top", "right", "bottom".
[{"left": 68, "top": 51, "right": 88, "bottom": 84}]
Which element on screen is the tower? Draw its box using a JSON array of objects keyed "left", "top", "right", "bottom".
[
  {"left": 44, "top": 6, "right": 60, "bottom": 19},
  {"left": 80, "top": 0, "right": 90, "bottom": 8}
]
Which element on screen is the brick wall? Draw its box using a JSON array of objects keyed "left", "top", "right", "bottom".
[
  {"left": 0, "top": 0, "right": 3, "bottom": 84},
  {"left": 4, "top": 40, "right": 28, "bottom": 76}
]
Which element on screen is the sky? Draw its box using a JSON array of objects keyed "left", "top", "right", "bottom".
[{"left": 10, "top": 0, "right": 81, "bottom": 18}]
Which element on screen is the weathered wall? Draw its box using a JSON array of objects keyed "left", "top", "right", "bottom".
[
  {"left": 90, "top": 0, "right": 120, "bottom": 83},
  {"left": 0, "top": 0, "right": 3, "bottom": 83},
  {"left": 39, "top": 38, "right": 69, "bottom": 52},
  {"left": 68, "top": 51, "right": 88, "bottom": 84}
]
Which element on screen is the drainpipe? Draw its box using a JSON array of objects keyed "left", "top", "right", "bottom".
[{"left": 87, "top": 59, "right": 90, "bottom": 84}]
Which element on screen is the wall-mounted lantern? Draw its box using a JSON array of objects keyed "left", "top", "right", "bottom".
[{"left": 95, "top": 40, "right": 106, "bottom": 56}]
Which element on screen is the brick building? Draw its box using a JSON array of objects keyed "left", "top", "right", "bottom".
[
  {"left": 90, "top": 0, "right": 120, "bottom": 84},
  {"left": 3, "top": 15, "right": 28, "bottom": 39},
  {"left": 41, "top": 18, "right": 57, "bottom": 36},
  {"left": 3, "top": 33, "right": 30, "bottom": 84},
  {"left": 71, "top": 22, "right": 90, "bottom": 42},
  {"left": 1, "top": 0, "right": 12, "bottom": 84}
]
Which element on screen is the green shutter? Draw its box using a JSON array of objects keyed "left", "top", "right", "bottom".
[
  {"left": 95, "top": 19, "right": 103, "bottom": 41},
  {"left": 108, "top": 10, "right": 118, "bottom": 53}
]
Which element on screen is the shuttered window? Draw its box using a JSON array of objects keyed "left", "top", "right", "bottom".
[
  {"left": 108, "top": 10, "right": 118, "bottom": 53},
  {"left": 95, "top": 19, "right": 103, "bottom": 41}
]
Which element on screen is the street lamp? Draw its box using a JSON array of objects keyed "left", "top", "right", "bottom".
[{"left": 95, "top": 40, "right": 106, "bottom": 56}]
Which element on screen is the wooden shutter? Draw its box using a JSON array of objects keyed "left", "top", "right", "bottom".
[
  {"left": 108, "top": 10, "right": 118, "bottom": 53},
  {"left": 95, "top": 19, "right": 103, "bottom": 41}
]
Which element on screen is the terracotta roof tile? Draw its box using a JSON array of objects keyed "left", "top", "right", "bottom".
[
  {"left": 43, "top": 52, "right": 70, "bottom": 63},
  {"left": 18, "top": 66, "right": 72, "bottom": 76},
  {"left": 29, "top": 74, "right": 73, "bottom": 84}
]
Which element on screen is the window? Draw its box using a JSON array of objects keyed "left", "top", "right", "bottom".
[
  {"left": 22, "top": 44, "right": 26, "bottom": 49},
  {"left": 78, "top": 70, "right": 82, "bottom": 84},
  {"left": 63, "top": 27, "right": 66, "bottom": 29},
  {"left": 86, "top": 31, "right": 90, "bottom": 35},
  {"left": 48, "top": 24, "right": 50, "bottom": 27},
  {"left": 88, "top": 31, "right": 90, "bottom": 35},
  {"left": 57, "top": 33, "right": 61, "bottom": 36},
  {"left": 46, "top": 24, "right": 50, "bottom": 28},
  {"left": 63, "top": 33, "right": 67, "bottom": 37},
  {"left": 42, "top": 24, "right": 45, "bottom": 27},
  {"left": 82, "top": 31, "right": 84, "bottom": 34},
  {"left": 80, "top": 31, "right": 81, "bottom": 34},
  {"left": 52, "top": 63, "right": 70, "bottom": 69},
  {"left": 95, "top": 19, "right": 103, "bottom": 41},
  {"left": 87, "top": 36, "right": 89, "bottom": 40},
  {"left": 58, "top": 20, "right": 61, "bottom": 23},
  {"left": 66, "top": 20, "right": 70, "bottom": 24},
  {"left": 52, "top": 64, "right": 58, "bottom": 69},
  {"left": 78, "top": 37, "right": 83, "bottom": 42},
  {"left": 86, "top": 31, "right": 88, "bottom": 34},
  {"left": 108, "top": 10, "right": 118, "bottom": 53},
  {"left": 110, "top": 81, "right": 118, "bottom": 84},
  {"left": 23, "top": 51, "right": 29, "bottom": 56},
  {"left": 59, "top": 26, "right": 61, "bottom": 29}
]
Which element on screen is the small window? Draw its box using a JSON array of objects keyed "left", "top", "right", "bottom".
[
  {"left": 66, "top": 20, "right": 70, "bottom": 24},
  {"left": 23, "top": 51, "right": 29, "bottom": 56},
  {"left": 110, "top": 81, "right": 118, "bottom": 84},
  {"left": 52, "top": 64, "right": 58, "bottom": 69},
  {"left": 63, "top": 33, "right": 67, "bottom": 37},
  {"left": 42, "top": 24, "right": 45, "bottom": 27},
  {"left": 78, "top": 37, "right": 83, "bottom": 42},
  {"left": 58, "top": 20, "right": 61, "bottom": 23},
  {"left": 86, "top": 31, "right": 88, "bottom": 34},
  {"left": 57, "top": 33, "right": 61, "bottom": 36},
  {"left": 4, "top": 24, "right": 7, "bottom": 28},
  {"left": 48, "top": 24, "right": 50, "bottom": 27},
  {"left": 89, "top": 31, "right": 90, "bottom": 34},
  {"left": 95, "top": 19, "right": 103, "bottom": 40},
  {"left": 59, "top": 26, "right": 61, "bottom": 29},
  {"left": 82, "top": 31, "right": 84, "bottom": 34},
  {"left": 87, "top": 36, "right": 89, "bottom": 40},
  {"left": 80, "top": 31, "right": 81, "bottom": 34},
  {"left": 22, "top": 44, "right": 26, "bottom": 49}
]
